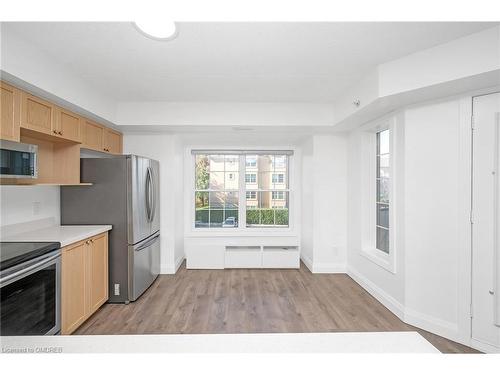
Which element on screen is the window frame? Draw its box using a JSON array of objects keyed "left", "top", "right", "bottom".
[
  {"left": 360, "top": 119, "right": 397, "bottom": 273},
  {"left": 189, "top": 150, "right": 294, "bottom": 234}
]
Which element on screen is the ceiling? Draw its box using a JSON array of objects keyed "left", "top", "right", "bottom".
[{"left": 2, "top": 22, "right": 497, "bottom": 103}]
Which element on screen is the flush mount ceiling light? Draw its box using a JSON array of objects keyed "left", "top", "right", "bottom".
[{"left": 133, "top": 20, "right": 178, "bottom": 41}]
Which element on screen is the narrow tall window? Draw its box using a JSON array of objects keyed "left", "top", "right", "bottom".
[{"left": 376, "top": 130, "right": 390, "bottom": 253}]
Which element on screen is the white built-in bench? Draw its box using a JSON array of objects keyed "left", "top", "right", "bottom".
[{"left": 185, "top": 236, "right": 300, "bottom": 269}]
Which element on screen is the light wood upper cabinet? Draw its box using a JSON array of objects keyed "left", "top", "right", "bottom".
[
  {"left": 82, "top": 119, "right": 104, "bottom": 151},
  {"left": 61, "top": 232, "right": 109, "bottom": 335},
  {"left": 21, "top": 92, "right": 56, "bottom": 135},
  {"left": 103, "top": 128, "right": 123, "bottom": 154},
  {"left": 89, "top": 233, "right": 109, "bottom": 313},
  {"left": 55, "top": 107, "right": 81, "bottom": 142},
  {"left": 61, "top": 241, "right": 88, "bottom": 335},
  {"left": 0, "top": 82, "right": 21, "bottom": 141}
]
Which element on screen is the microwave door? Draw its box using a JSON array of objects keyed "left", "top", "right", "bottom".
[{"left": 0, "top": 140, "right": 38, "bottom": 179}]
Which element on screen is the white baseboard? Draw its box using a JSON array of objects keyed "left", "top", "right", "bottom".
[
  {"left": 347, "top": 266, "right": 476, "bottom": 350},
  {"left": 404, "top": 307, "right": 462, "bottom": 346},
  {"left": 300, "top": 254, "right": 313, "bottom": 272},
  {"left": 174, "top": 255, "right": 185, "bottom": 273},
  {"left": 347, "top": 266, "right": 405, "bottom": 320},
  {"left": 313, "top": 262, "right": 347, "bottom": 273},
  {"left": 470, "top": 338, "right": 500, "bottom": 354},
  {"left": 300, "top": 254, "right": 346, "bottom": 273}
]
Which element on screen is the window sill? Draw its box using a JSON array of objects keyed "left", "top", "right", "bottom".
[
  {"left": 186, "top": 228, "right": 298, "bottom": 238},
  {"left": 360, "top": 247, "right": 396, "bottom": 274}
]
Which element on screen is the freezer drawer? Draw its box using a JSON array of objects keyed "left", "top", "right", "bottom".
[{"left": 129, "top": 231, "right": 160, "bottom": 301}]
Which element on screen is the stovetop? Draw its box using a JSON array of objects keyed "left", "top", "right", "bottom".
[{"left": 0, "top": 242, "right": 61, "bottom": 271}]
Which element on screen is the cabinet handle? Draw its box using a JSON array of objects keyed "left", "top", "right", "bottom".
[
  {"left": 53, "top": 130, "right": 58, "bottom": 134},
  {"left": 58, "top": 131, "right": 63, "bottom": 135}
]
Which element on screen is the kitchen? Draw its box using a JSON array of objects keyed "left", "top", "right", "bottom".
[{"left": 1, "top": 15, "right": 500, "bottom": 361}]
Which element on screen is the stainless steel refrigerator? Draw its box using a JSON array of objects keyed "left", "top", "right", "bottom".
[{"left": 61, "top": 155, "right": 160, "bottom": 303}]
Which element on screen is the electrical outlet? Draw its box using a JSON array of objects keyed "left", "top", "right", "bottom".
[
  {"left": 32, "top": 202, "right": 41, "bottom": 215},
  {"left": 114, "top": 283, "right": 120, "bottom": 296}
]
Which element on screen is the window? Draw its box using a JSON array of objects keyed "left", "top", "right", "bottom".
[
  {"left": 272, "top": 173, "right": 284, "bottom": 183},
  {"left": 271, "top": 191, "right": 284, "bottom": 200},
  {"left": 246, "top": 191, "right": 257, "bottom": 200},
  {"left": 376, "top": 129, "right": 390, "bottom": 253},
  {"left": 194, "top": 152, "right": 290, "bottom": 229},
  {"left": 245, "top": 173, "right": 256, "bottom": 183},
  {"left": 195, "top": 154, "right": 239, "bottom": 228},
  {"left": 246, "top": 156, "right": 257, "bottom": 167}
]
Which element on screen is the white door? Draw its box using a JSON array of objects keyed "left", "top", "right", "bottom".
[{"left": 472, "top": 92, "right": 500, "bottom": 349}]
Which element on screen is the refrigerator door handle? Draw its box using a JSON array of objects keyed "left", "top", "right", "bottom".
[
  {"left": 145, "top": 167, "right": 153, "bottom": 222},
  {"left": 150, "top": 167, "right": 156, "bottom": 222},
  {"left": 135, "top": 233, "right": 160, "bottom": 252}
]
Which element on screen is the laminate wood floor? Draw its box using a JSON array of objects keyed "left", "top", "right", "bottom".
[{"left": 76, "top": 262, "right": 479, "bottom": 353}]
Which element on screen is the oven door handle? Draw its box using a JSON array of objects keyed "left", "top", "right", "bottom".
[{"left": 0, "top": 252, "right": 60, "bottom": 286}]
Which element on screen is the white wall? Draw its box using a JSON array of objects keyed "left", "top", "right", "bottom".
[
  {"left": 403, "top": 98, "right": 471, "bottom": 342},
  {"left": 300, "top": 137, "right": 314, "bottom": 265},
  {"left": 378, "top": 26, "right": 500, "bottom": 97},
  {"left": 116, "top": 101, "right": 335, "bottom": 127},
  {"left": 346, "top": 94, "right": 474, "bottom": 346},
  {"left": 0, "top": 186, "right": 60, "bottom": 227},
  {"left": 123, "top": 133, "right": 184, "bottom": 274},
  {"left": 300, "top": 134, "right": 348, "bottom": 273}
]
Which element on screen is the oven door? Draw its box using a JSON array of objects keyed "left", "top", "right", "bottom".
[{"left": 0, "top": 251, "right": 60, "bottom": 336}]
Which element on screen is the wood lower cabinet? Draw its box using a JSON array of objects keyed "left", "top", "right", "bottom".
[
  {"left": 61, "top": 232, "right": 109, "bottom": 335},
  {"left": 61, "top": 241, "right": 87, "bottom": 335},
  {"left": 0, "top": 82, "right": 21, "bottom": 141},
  {"left": 88, "top": 233, "right": 109, "bottom": 313}
]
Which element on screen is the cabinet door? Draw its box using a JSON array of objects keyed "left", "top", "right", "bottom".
[
  {"left": 103, "top": 128, "right": 122, "bottom": 154},
  {"left": 0, "top": 82, "right": 21, "bottom": 141},
  {"left": 20, "top": 92, "right": 55, "bottom": 135},
  {"left": 61, "top": 241, "right": 88, "bottom": 335},
  {"left": 56, "top": 107, "right": 81, "bottom": 142},
  {"left": 82, "top": 120, "right": 104, "bottom": 151},
  {"left": 88, "top": 233, "right": 109, "bottom": 314}
]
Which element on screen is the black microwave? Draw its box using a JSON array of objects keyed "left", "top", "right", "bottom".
[{"left": 0, "top": 140, "right": 38, "bottom": 179}]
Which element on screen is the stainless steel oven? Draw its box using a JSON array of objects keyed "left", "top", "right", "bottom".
[
  {"left": 0, "top": 250, "right": 61, "bottom": 336},
  {"left": 0, "top": 139, "right": 38, "bottom": 179}
]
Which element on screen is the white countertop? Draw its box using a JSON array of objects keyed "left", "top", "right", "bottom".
[
  {"left": 0, "top": 224, "right": 112, "bottom": 247},
  {"left": 0, "top": 332, "right": 439, "bottom": 353}
]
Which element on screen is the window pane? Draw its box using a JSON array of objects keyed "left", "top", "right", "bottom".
[
  {"left": 195, "top": 192, "right": 209, "bottom": 228},
  {"left": 377, "top": 203, "right": 389, "bottom": 228},
  {"left": 225, "top": 172, "right": 238, "bottom": 190},
  {"left": 209, "top": 154, "right": 225, "bottom": 171},
  {"left": 209, "top": 171, "right": 225, "bottom": 190},
  {"left": 195, "top": 155, "right": 209, "bottom": 190},
  {"left": 377, "top": 130, "right": 390, "bottom": 155},
  {"left": 377, "top": 154, "right": 390, "bottom": 178},
  {"left": 246, "top": 191, "right": 289, "bottom": 228},
  {"left": 225, "top": 155, "right": 239, "bottom": 171},
  {"left": 258, "top": 172, "right": 272, "bottom": 190},
  {"left": 223, "top": 192, "right": 239, "bottom": 228},
  {"left": 377, "top": 178, "right": 389, "bottom": 203},
  {"left": 376, "top": 227, "right": 389, "bottom": 253}
]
